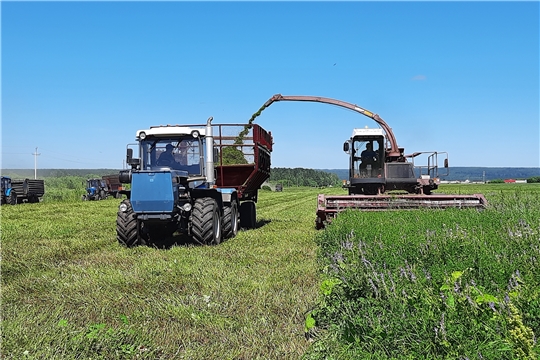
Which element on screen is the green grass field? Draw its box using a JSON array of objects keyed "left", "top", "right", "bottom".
[{"left": 2, "top": 183, "right": 539, "bottom": 359}]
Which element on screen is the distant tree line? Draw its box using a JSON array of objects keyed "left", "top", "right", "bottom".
[{"left": 269, "top": 167, "right": 341, "bottom": 187}]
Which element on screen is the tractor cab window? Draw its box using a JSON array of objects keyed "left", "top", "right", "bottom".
[
  {"left": 142, "top": 138, "right": 203, "bottom": 175},
  {"left": 1, "top": 177, "right": 10, "bottom": 189},
  {"left": 352, "top": 138, "right": 384, "bottom": 178}
]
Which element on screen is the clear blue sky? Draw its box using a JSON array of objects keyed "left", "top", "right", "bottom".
[{"left": 2, "top": 1, "right": 539, "bottom": 170}]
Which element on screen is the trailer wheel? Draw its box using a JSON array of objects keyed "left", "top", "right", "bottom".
[
  {"left": 240, "top": 201, "right": 256, "bottom": 229},
  {"left": 191, "top": 197, "right": 222, "bottom": 245},
  {"left": 117, "top": 200, "right": 144, "bottom": 247},
  {"left": 8, "top": 190, "right": 17, "bottom": 205},
  {"left": 222, "top": 200, "right": 239, "bottom": 239}
]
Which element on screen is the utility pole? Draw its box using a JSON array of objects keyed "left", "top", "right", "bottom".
[{"left": 32, "top": 147, "right": 41, "bottom": 179}]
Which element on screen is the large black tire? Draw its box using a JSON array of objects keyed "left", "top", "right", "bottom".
[
  {"left": 240, "top": 201, "right": 256, "bottom": 229},
  {"left": 8, "top": 190, "right": 17, "bottom": 205},
  {"left": 116, "top": 200, "right": 144, "bottom": 247},
  {"left": 222, "top": 201, "right": 239, "bottom": 239},
  {"left": 191, "top": 198, "right": 222, "bottom": 245}
]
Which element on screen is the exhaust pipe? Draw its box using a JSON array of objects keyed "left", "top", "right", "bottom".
[{"left": 205, "top": 117, "right": 215, "bottom": 185}]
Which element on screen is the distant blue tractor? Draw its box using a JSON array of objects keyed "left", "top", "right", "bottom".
[
  {"left": 82, "top": 178, "right": 108, "bottom": 201},
  {"left": 1, "top": 176, "right": 17, "bottom": 205},
  {"left": 116, "top": 117, "right": 273, "bottom": 247}
]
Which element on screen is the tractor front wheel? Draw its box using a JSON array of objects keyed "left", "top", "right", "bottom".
[
  {"left": 117, "top": 200, "right": 145, "bottom": 247},
  {"left": 191, "top": 198, "right": 222, "bottom": 245}
]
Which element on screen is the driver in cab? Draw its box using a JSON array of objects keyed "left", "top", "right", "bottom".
[
  {"left": 157, "top": 144, "right": 178, "bottom": 168},
  {"left": 360, "top": 142, "right": 378, "bottom": 166}
]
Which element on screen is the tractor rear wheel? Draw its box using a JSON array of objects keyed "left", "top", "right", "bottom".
[
  {"left": 117, "top": 200, "right": 144, "bottom": 247},
  {"left": 8, "top": 190, "right": 17, "bottom": 205},
  {"left": 222, "top": 200, "right": 239, "bottom": 239},
  {"left": 191, "top": 197, "right": 222, "bottom": 245},
  {"left": 240, "top": 201, "right": 256, "bottom": 229}
]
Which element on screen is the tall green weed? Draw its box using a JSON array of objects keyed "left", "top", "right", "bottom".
[{"left": 305, "top": 186, "right": 540, "bottom": 359}]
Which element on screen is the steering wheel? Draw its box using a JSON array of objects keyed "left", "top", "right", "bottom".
[{"left": 156, "top": 158, "right": 172, "bottom": 167}]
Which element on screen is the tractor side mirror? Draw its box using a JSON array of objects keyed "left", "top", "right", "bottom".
[
  {"left": 444, "top": 158, "right": 449, "bottom": 168},
  {"left": 343, "top": 142, "right": 349, "bottom": 152},
  {"left": 213, "top": 148, "right": 220, "bottom": 163},
  {"left": 126, "top": 148, "right": 140, "bottom": 168}
]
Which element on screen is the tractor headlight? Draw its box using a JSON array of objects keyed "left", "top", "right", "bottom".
[
  {"left": 119, "top": 203, "right": 128, "bottom": 212},
  {"left": 191, "top": 130, "right": 200, "bottom": 138},
  {"left": 182, "top": 203, "right": 192, "bottom": 212},
  {"left": 139, "top": 131, "right": 146, "bottom": 140}
]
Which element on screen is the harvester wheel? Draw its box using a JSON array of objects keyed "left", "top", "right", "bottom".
[
  {"left": 191, "top": 197, "right": 222, "bottom": 245},
  {"left": 117, "top": 199, "right": 144, "bottom": 247},
  {"left": 222, "top": 200, "right": 239, "bottom": 239},
  {"left": 8, "top": 190, "right": 17, "bottom": 205},
  {"left": 240, "top": 201, "right": 256, "bottom": 229}
]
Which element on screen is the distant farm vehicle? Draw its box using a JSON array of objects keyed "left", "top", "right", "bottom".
[
  {"left": 116, "top": 117, "right": 273, "bottom": 247},
  {"left": 250, "top": 94, "right": 487, "bottom": 229},
  {"left": 82, "top": 178, "right": 108, "bottom": 201},
  {"left": 102, "top": 174, "right": 124, "bottom": 199},
  {"left": 1, "top": 176, "right": 17, "bottom": 205},
  {"left": 2, "top": 177, "right": 45, "bottom": 204},
  {"left": 275, "top": 183, "right": 283, "bottom": 192}
]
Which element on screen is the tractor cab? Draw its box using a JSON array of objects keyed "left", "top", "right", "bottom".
[
  {"left": 1, "top": 176, "right": 12, "bottom": 193},
  {"left": 86, "top": 178, "right": 106, "bottom": 191},
  {"left": 139, "top": 136, "right": 204, "bottom": 176},
  {"left": 1, "top": 176, "right": 17, "bottom": 205}
]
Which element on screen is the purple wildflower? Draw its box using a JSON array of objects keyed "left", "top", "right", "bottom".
[
  {"left": 332, "top": 252, "right": 344, "bottom": 263},
  {"left": 361, "top": 256, "right": 372, "bottom": 267}
]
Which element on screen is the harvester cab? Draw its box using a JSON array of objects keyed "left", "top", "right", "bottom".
[
  {"left": 343, "top": 127, "right": 448, "bottom": 196},
  {"left": 345, "top": 128, "right": 386, "bottom": 194},
  {"left": 117, "top": 117, "right": 273, "bottom": 247}
]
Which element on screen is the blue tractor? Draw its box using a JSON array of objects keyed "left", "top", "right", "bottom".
[
  {"left": 82, "top": 178, "right": 108, "bottom": 201},
  {"left": 1, "top": 176, "right": 17, "bottom": 205},
  {"left": 116, "top": 117, "right": 273, "bottom": 247}
]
